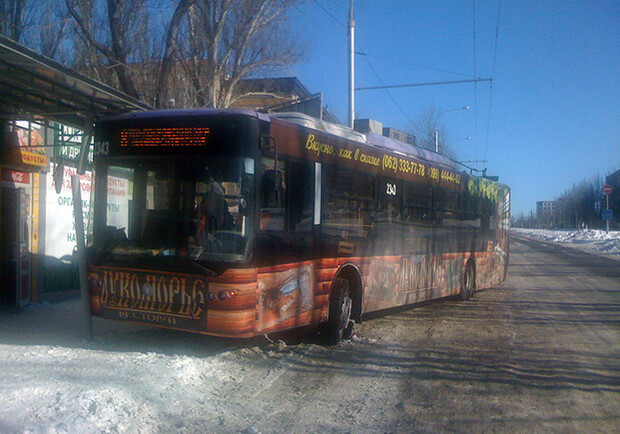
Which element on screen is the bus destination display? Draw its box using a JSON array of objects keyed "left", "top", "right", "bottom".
[{"left": 120, "top": 127, "right": 210, "bottom": 147}]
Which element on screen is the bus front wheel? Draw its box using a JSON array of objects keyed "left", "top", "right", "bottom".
[
  {"left": 461, "top": 263, "right": 476, "bottom": 301},
  {"left": 326, "top": 278, "right": 353, "bottom": 345}
]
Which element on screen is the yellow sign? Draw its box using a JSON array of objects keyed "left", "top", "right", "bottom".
[{"left": 10, "top": 148, "right": 48, "bottom": 167}]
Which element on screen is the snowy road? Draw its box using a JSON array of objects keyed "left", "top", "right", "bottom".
[{"left": 1, "top": 235, "right": 619, "bottom": 432}]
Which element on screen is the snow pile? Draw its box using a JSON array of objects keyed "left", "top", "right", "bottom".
[
  {"left": 0, "top": 299, "right": 278, "bottom": 433},
  {"left": 1, "top": 296, "right": 356, "bottom": 433},
  {"left": 512, "top": 228, "right": 620, "bottom": 255}
]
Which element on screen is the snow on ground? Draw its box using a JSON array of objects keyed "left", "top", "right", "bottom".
[
  {"left": 512, "top": 228, "right": 620, "bottom": 258},
  {"left": 1, "top": 228, "right": 618, "bottom": 432},
  {"left": 0, "top": 299, "right": 300, "bottom": 433}
]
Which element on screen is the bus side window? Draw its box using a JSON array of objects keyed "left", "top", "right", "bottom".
[
  {"left": 403, "top": 182, "right": 433, "bottom": 223},
  {"left": 322, "top": 166, "right": 373, "bottom": 239},
  {"left": 260, "top": 158, "right": 286, "bottom": 231},
  {"left": 459, "top": 189, "right": 481, "bottom": 227},
  {"left": 435, "top": 187, "right": 459, "bottom": 221},
  {"left": 480, "top": 198, "right": 493, "bottom": 232}
]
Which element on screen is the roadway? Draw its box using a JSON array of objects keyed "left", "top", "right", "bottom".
[{"left": 234, "top": 234, "right": 620, "bottom": 432}]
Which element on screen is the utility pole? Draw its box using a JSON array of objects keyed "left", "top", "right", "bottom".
[{"left": 347, "top": 0, "right": 355, "bottom": 128}]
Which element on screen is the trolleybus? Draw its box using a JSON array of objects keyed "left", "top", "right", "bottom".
[{"left": 88, "top": 109, "right": 510, "bottom": 343}]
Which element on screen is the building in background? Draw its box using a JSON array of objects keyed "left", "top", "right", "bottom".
[
  {"left": 230, "top": 77, "right": 339, "bottom": 123},
  {"left": 536, "top": 200, "right": 556, "bottom": 229}
]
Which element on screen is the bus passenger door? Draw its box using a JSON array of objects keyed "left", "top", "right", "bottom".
[
  {"left": 259, "top": 158, "right": 285, "bottom": 230},
  {"left": 256, "top": 157, "right": 316, "bottom": 332},
  {"left": 257, "top": 157, "right": 288, "bottom": 260}
]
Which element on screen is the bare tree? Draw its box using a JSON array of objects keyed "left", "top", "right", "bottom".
[
  {"left": 408, "top": 103, "right": 457, "bottom": 158},
  {"left": 23, "top": 0, "right": 71, "bottom": 60},
  {"left": 0, "top": 0, "right": 30, "bottom": 41},
  {"left": 1, "top": 0, "right": 71, "bottom": 60},
  {"left": 155, "top": 0, "right": 197, "bottom": 108},
  {"left": 38, "top": 5, "right": 70, "bottom": 58},
  {"left": 63, "top": 1, "right": 108, "bottom": 83},
  {"left": 4, "top": 0, "right": 305, "bottom": 108},
  {"left": 554, "top": 175, "right": 604, "bottom": 229},
  {"left": 160, "top": 0, "right": 305, "bottom": 108},
  {"left": 65, "top": 0, "right": 149, "bottom": 99}
]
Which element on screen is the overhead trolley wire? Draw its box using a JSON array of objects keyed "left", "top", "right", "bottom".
[
  {"left": 355, "top": 78, "right": 492, "bottom": 91},
  {"left": 311, "top": 0, "right": 346, "bottom": 28},
  {"left": 485, "top": 0, "right": 502, "bottom": 163},
  {"left": 356, "top": 47, "right": 413, "bottom": 124},
  {"left": 355, "top": 52, "right": 475, "bottom": 79},
  {"left": 311, "top": 0, "right": 493, "bottom": 131}
]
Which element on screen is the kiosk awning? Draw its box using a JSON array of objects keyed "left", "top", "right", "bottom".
[{"left": 0, "top": 35, "right": 151, "bottom": 128}]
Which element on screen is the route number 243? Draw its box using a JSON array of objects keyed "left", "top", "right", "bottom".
[{"left": 94, "top": 141, "right": 109, "bottom": 156}]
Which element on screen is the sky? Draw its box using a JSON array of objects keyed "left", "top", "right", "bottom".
[{"left": 285, "top": 0, "right": 620, "bottom": 216}]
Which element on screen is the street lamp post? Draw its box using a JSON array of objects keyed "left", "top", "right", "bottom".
[{"left": 434, "top": 106, "right": 469, "bottom": 153}]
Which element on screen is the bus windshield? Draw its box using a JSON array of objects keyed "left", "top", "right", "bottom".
[{"left": 96, "top": 155, "right": 254, "bottom": 264}]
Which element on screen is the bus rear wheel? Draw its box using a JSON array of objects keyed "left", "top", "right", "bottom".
[
  {"left": 461, "top": 263, "right": 476, "bottom": 301},
  {"left": 326, "top": 278, "right": 353, "bottom": 345}
]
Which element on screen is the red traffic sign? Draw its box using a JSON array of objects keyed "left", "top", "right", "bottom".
[{"left": 603, "top": 185, "right": 612, "bottom": 195}]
